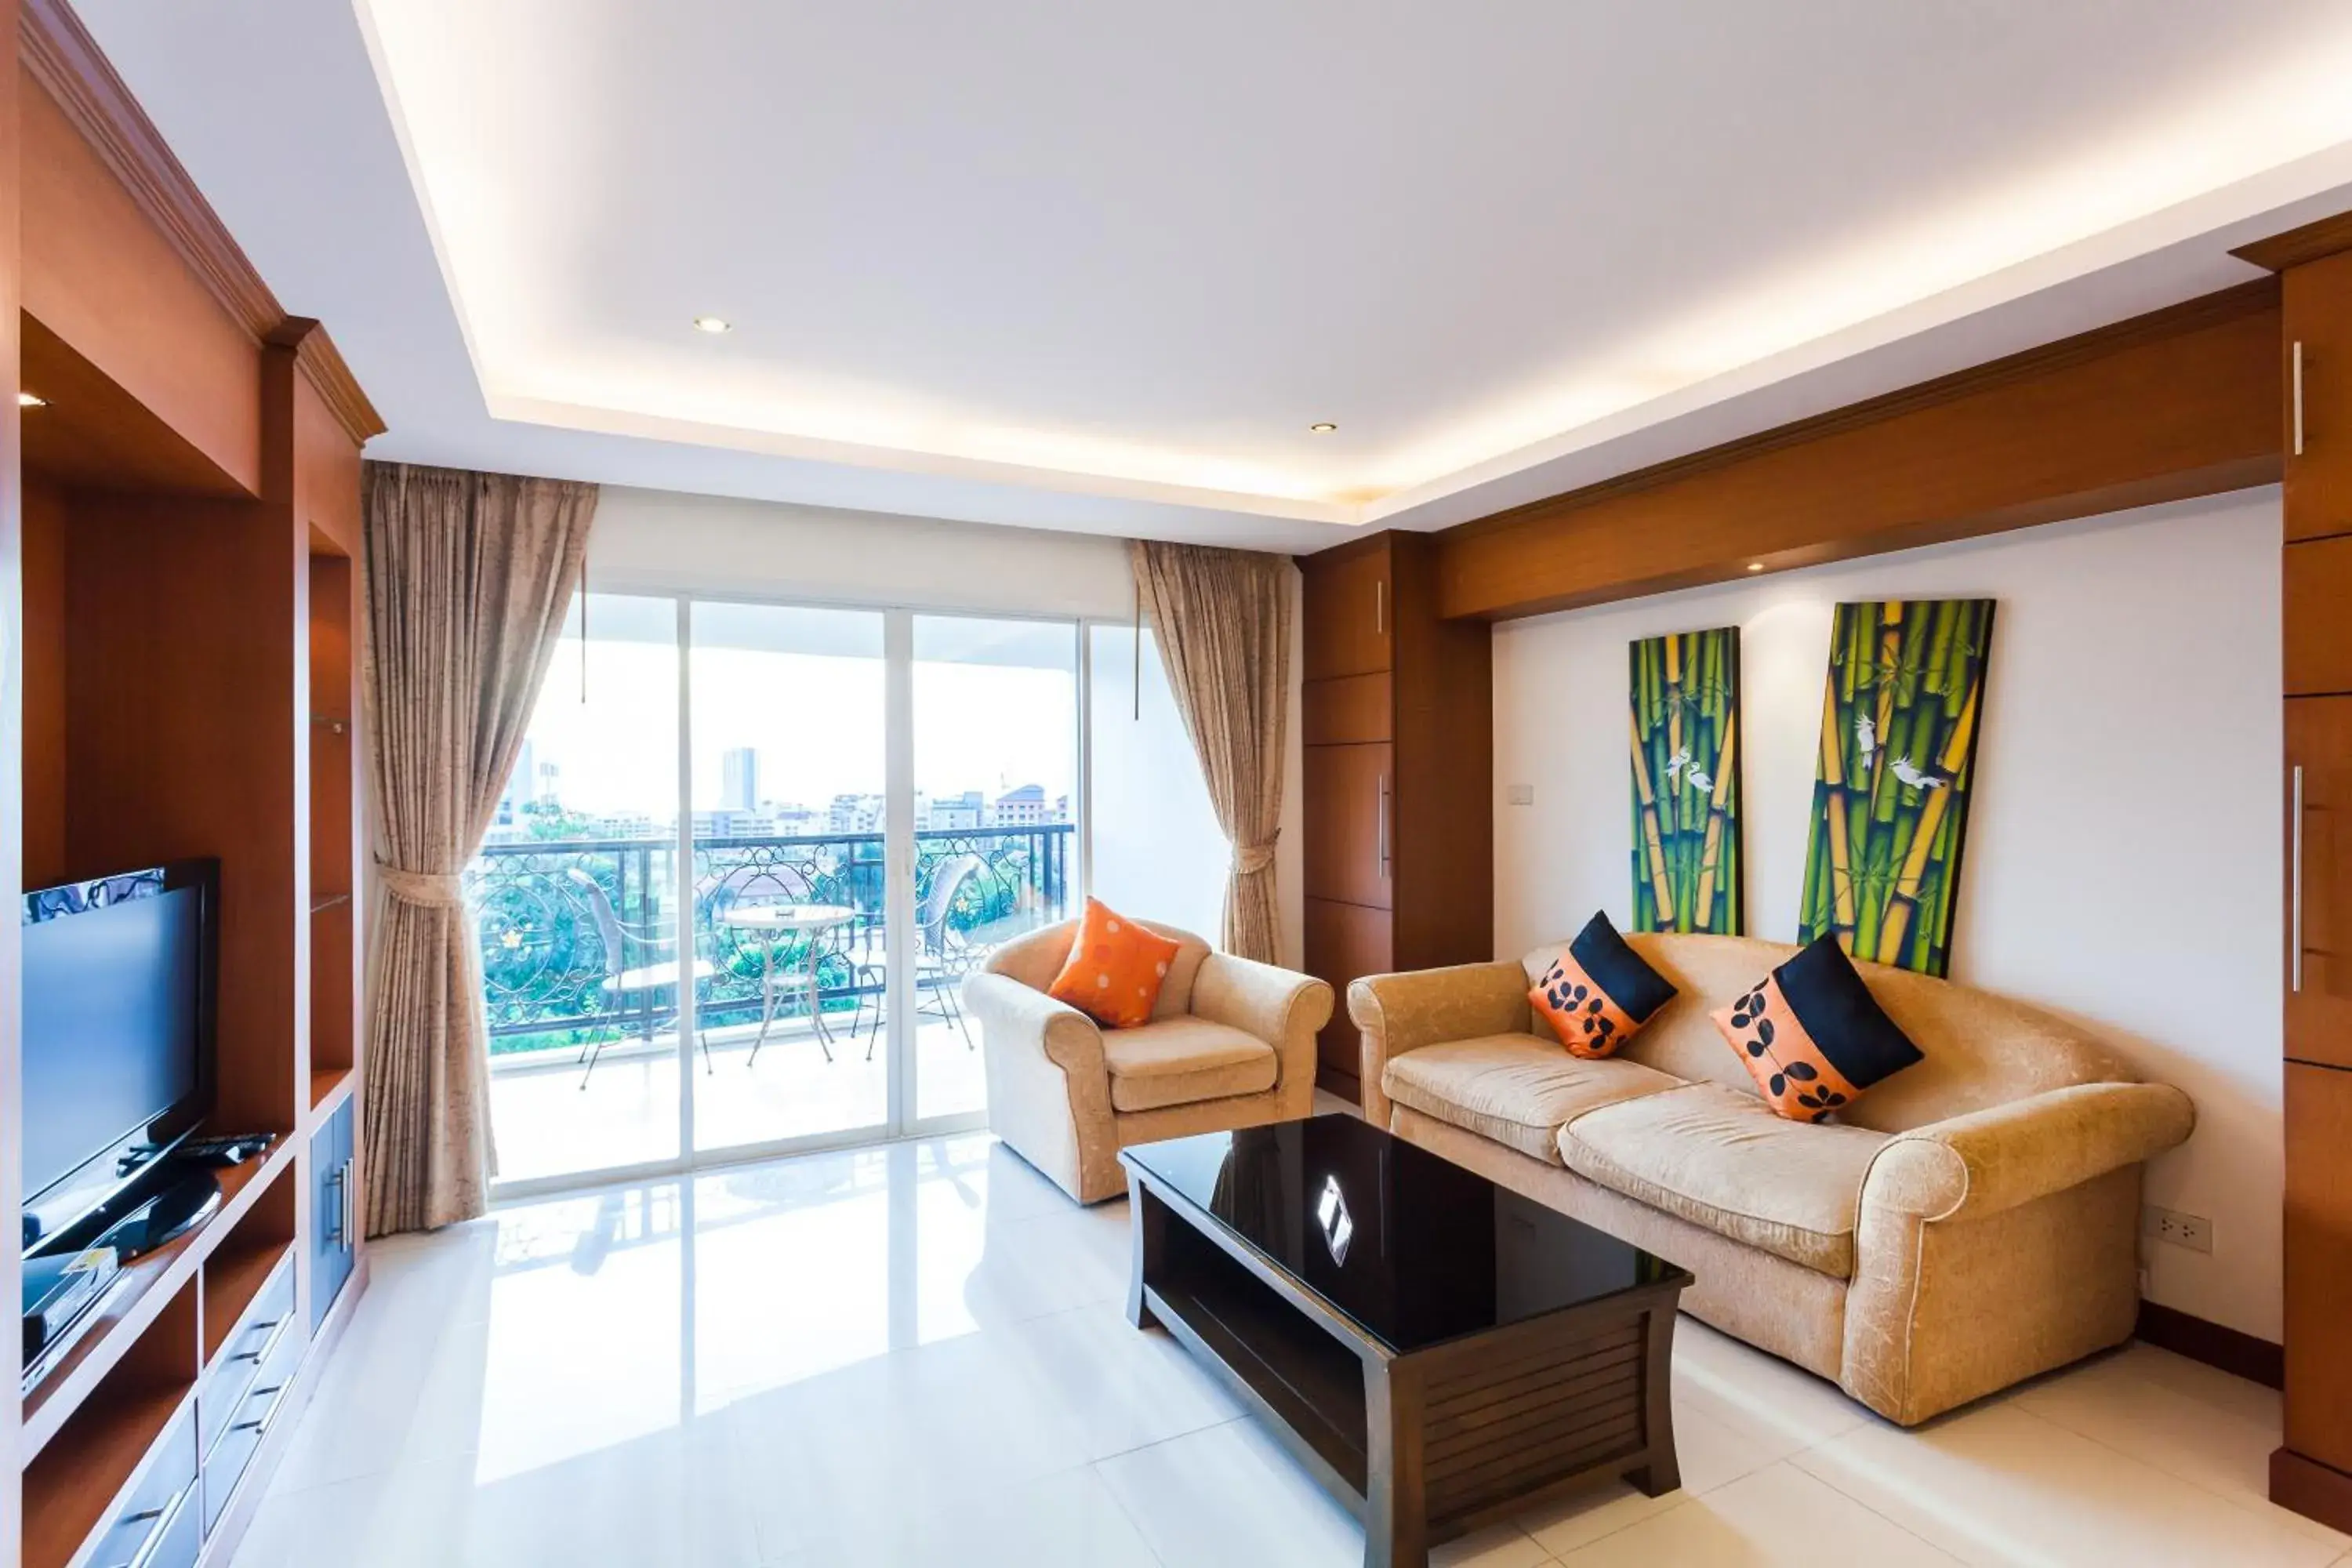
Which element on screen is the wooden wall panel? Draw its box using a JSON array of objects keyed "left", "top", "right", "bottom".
[
  {"left": 20, "top": 77, "right": 260, "bottom": 495},
  {"left": 1390, "top": 533, "right": 1493, "bottom": 971},
  {"left": 20, "top": 473, "right": 63, "bottom": 887},
  {"left": 2286, "top": 535, "right": 2352, "bottom": 697},
  {"left": 64, "top": 493, "right": 299, "bottom": 1134},
  {"left": 292, "top": 365, "right": 362, "bottom": 556},
  {"left": 2285, "top": 1062, "right": 2352, "bottom": 1474},
  {"left": 1302, "top": 672, "right": 1392, "bottom": 746},
  {"left": 1436, "top": 284, "right": 2283, "bottom": 621}
]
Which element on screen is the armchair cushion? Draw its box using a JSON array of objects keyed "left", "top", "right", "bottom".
[
  {"left": 1102, "top": 1018, "right": 1277, "bottom": 1112},
  {"left": 1384, "top": 1034, "right": 1682, "bottom": 1164},
  {"left": 1560, "top": 1082, "right": 1890, "bottom": 1277}
]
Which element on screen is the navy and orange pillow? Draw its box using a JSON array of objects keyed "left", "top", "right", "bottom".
[
  {"left": 1710, "top": 936, "right": 1922, "bottom": 1122},
  {"left": 1530, "top": 912, "right": 1678, "bottom": 1059}
]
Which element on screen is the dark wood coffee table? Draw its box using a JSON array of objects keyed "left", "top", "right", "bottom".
[{"left": 1120, "top": 1114, "right": 1690, "bottom": 1568}]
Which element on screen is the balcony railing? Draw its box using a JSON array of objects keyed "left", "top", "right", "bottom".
[{"left": 465, "top": 824, "right": 1073, "bottom": 1056}]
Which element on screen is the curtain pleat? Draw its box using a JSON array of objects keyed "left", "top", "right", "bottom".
[
  {"left": 1128, "top": 540, "right": 1294, "bottom": 963},
  {"left": 361, "top": 462, "right": 597, "bottom": 1235}
]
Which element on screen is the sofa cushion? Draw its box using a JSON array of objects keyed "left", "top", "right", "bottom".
[
  {"left": 1102, "top": 1017, "right": 1277, "bottom": 1113},
  {"left": 1384, "top": 1034, "right": 1684, "bottom": 1164},
  {"left": 1559, "top": 1082, "right": 1889, "bottom": 1276}
]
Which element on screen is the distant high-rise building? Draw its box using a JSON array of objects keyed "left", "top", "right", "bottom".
[
  {"left": 721, "top": 747, "right": 760, "bottom": 813},
  {"left": 991, "top": 784, "right": 1049, "bottom": 826}
]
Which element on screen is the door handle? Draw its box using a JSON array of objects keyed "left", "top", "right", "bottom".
[
  {"left": 2292, "top": 764, "right": 2307, "bottom": 994},
  {"left": 1375, "top": 775, "right": 1390, "bottom": 880},
  {"left": 2293, "top": 341, "right": 2306, "bottom": 459},
  {"left": 340, "top": 1156, "right": 357, "bottom": 1250},
  {"left": 1374, "top": 578, "right": 1385, "bottom": 637}
]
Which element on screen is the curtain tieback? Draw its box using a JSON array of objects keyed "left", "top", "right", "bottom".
[
  {"left": 1231, "top": 840, "right": 1278, "bottom": 877},
  {"left": 376, "top": 859, "right": 466, "bottom": 909}
]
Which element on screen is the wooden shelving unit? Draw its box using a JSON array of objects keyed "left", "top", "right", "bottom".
[{"left": 2, "top": 2, "right": 387, "bottom": 1563}]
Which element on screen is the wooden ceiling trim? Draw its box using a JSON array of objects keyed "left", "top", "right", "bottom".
[
  {"left": 1434, "top": 278, "right": 2285, "bottom": 621},
  {"left": 2233, "top": 211, "right": 2352, "bottom": 273},
  {"left": 267, "top": 318, "right": 388, "bottom": 445},
  {"left": 22, "top": 0, "right": 282, "bottom": 343}
]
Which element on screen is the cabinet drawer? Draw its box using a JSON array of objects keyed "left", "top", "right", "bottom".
[
  {"left": 2285, "top": 251, "right": 2352, "bottom": 544},
  {"left": 1303, "top": 673, "right": 1392, "bottom": 745},
  {"left": 88, "top": 1406, "right": 197, "bottom": 1568},
  {"left": 2287, "top": 537, "right": 2352, "bottom": 696},
  {"left": 199, "top": 1254, "right": 296, "bottom": 1454},
  {"left": 203, "top": 1306, "right": 306, "bottom": 1535},
  {"left": 1303, "top": 744, "right": 1394, "bottom": 909}
]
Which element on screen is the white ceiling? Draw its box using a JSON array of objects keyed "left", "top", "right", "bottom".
[{"left": 69, "top": 2, "right": 2352, "bottom": 551}]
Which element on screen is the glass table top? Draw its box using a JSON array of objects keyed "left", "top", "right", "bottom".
[{"left": 1120, "top": 1112, "right": 1682, "bottom": 1355}]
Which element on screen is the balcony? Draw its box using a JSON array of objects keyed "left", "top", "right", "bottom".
[{"left": 468, "top": 823, "right": 1072, "bottom": 1183}]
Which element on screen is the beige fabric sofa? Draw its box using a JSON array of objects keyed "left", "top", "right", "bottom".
[
  {"left": 1349, "top": 932, "right": 2195, "bottom": 1425},
  {"left": 965, "top": 919, "right": 1334, "bottom": 1203}
]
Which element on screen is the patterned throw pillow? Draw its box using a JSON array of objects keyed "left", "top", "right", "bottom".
[
  {"left": 1047, "top": 898, "right": 1183, "bottom": 1029},
  {"left": 1529, "top": 911, "right": 1679, "bottom": 1059},
  {"left": 1710, "top": 936, "right": 1924, "bottom": 1122}
]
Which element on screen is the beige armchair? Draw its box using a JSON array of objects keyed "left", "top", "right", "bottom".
[{"left": 963, "top": 918, "right": 1334, "bottom": 1203}]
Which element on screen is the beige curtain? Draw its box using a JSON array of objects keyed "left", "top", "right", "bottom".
[
  {"left": 361, "top": 462, "right": 597, "bottom": 1234},
  {"left": 1129, "top": 540, "right": 1294, "bottom": 963}
]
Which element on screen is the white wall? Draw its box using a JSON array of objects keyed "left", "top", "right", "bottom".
[
  {"left": 587, "top": 486, "right": 1305, "bottom": 969},
  {"left": 1493, "top": 489, "right": 2284, "bottom": 1340}
]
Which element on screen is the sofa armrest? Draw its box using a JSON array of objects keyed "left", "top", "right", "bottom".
[
  {"left": 961, "top": 971, "right": 1108, "bottom": 1087},
  {"left": 1192, "top": 953, "right": 1334, "bottom": 1093},
  {"left": 1861, "top": 1080, "right": 2196, "bottom": 1224},
  {"left": 1348, "top": 961, "right": 1532, "bottom": 1127}
]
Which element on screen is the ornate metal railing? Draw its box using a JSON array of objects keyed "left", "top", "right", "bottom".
[{"left": 466, "top": 824, "right": 1073, "bottom": 1057}]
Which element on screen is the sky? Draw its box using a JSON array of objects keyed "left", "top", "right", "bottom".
[{"left": 515, "top": 596, "right": 1078, "bottom": 819}]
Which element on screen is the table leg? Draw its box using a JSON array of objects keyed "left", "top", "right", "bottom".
[
  {"left": 1125, "top": 1176, "right": 1164, "bottom": 1332},
  {"left": 804, "top": 935, "right": 835, "bottom": 1060},
  {"left": 749, "top": 937, "right": 777, "bottom": 1065},
  {"left": 1363, "top": 1361, "right": 1428, "bottom": 1568}
]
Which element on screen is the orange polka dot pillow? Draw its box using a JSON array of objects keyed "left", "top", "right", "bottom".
[{"left": 1047, "top": 898, "right": 1183, "bottom": 1029}]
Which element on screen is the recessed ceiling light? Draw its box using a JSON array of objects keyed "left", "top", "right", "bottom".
[
  {"left": 1308, "top": 422, "right": 1338, "bottom": 434},
  {"left": 1746, "top": 561, "right": 1766, "bottom": 573},
  {"left": 18, "top": 391, "right": 46, "bottom": 408},
  {"left": 691, "top": 315, "right": 732, "bottom": 335}
]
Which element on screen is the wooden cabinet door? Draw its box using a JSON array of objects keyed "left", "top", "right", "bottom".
[
  {"left": 2286, "top": 251, "right": 2352, "bottom": 544},
  {"left": 2286, "top": 538, "right": 2352, "bottom": 698},
  {"left": 2290, "top": 698, "right": 2352, "bottom": 1069},
  {"left": 1303, "top": 742, "right": 1394, "bottom": 909},
  {"left": 1305, "top": 895, "right": 1394, "bottom": 1096},
  {"left": 2285, "top": 1061, "right": 2352, "bottom": 1472},
  {"left": 1301, "top": 540, "right": 1393, "bottom": 681}
]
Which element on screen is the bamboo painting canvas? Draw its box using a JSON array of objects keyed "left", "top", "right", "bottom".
[
  {"left": 1628, "top": 627, "right": 1743, "bottom": 934},
  {"left": 1798, "top": 598, "right": 1995, "bottom": 977}
]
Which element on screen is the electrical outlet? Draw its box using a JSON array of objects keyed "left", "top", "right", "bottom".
[
  {"left": 2143, "top": 1205, "right": 2213, "bottom": 1254},
  {"left": 1506, "top": 783, "right": 1534, "bottom": 805}
]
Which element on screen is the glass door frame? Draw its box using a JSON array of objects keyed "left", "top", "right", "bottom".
[{"left": 490, "top": 591, "right": 1091, "bottom": 1203}]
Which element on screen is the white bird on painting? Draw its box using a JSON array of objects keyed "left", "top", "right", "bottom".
[
  {"left": 1889, "top": 756, "right": 1948, "bottom": 790},
  {"left": 1664, "top": 748, "right": 1692, "bottom": 782},
  {"left": 1686, "top": 768, "right": 1714, "bottom": 795},
  {"left": 1854, "top": 713, "right": 1876, "bottom": 763}
]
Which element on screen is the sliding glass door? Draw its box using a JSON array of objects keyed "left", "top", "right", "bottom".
[
  {"left": 474, "top": 596, "right": 1097, "bottom": 1195},
  {"left": 473, "top": 593, "right": 683, "bottom": 1189},
  {"left": 689, "top": 603, "right": 891, "bottom": 1155},
  {"left": 909, "top": 616, "right": 1080, "bottom": 1122}
]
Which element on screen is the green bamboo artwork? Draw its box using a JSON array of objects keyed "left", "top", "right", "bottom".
[
  {"left": 1628, "top": 627, "right": 1743, "bottom": 935},
  {"left": 1797, "top": 598, "right": 1996, "bottom": 977}
]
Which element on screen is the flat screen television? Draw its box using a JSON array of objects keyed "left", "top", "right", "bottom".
[{"left": 20, "top": 861, "right": 216, "bottom": 1254}]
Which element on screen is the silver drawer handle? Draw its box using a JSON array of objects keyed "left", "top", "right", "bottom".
[{"left": 121, "top": 1508, "right": 163, "bottom": 1524}]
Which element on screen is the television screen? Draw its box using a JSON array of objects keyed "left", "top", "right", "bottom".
[{"left": 22, "top": 871, "right": 209, "bottom": 1209}]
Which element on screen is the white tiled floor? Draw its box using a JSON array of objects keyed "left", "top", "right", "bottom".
[{"left": 232, "top": 1131, "right": 2350, "bottom": 1568}]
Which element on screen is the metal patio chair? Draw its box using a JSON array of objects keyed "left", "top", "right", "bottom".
[{"left": 568, "top": 867, "right": 717, "bottom": 1087}]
